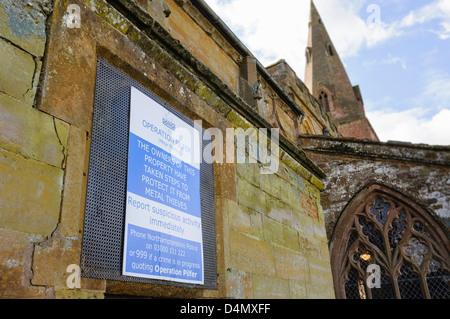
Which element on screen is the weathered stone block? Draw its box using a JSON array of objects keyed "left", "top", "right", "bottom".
[
  {"left": 213, "top": 162, "right": 237, "bottom": 201},
  {"left": 283, "top": 225, "right": 300, "bottom": 251},
  {"left": 280, "top": 152, "right": 313, "bottom": 183},
  {"left": 262, "top": 216, "right": 285, "bottom": 246},
  {"left": 32, "top": 230, "right": 82, "bottom": 289},
  {"left": 0, "top": 93, "right": 69, "bottom": 167},
  {"left": 303, "top": 236, "right": 332, "bottom": 264},
  {"left": 266, "top": 194, "right": 301, "bottom": 232},
  {"left": 276, "top": 108, "right": 296, "bottom": 142},
  {"left": 83, "top": 0, "right": 131, "bottom": 35},
  {"left": 260, "top": 173, "right": 281, "bottom": 199},
  {"left": 312, "top": 221, "right": 328, "bottom": 242},
  {"left": 39, "top": 3, "right": 96, "bottom": 130},
  {"left": 229, "top": 230, "right": 275, "bottom": 277},
  {"left": 0, "top": 228, "right": 46, "bottom": 298},
  {"left": 272, "top": 246, "right": 309, "bottom": 281},
  {"left": 59, "top": 125, "right": 87, "bottom": 237},
  {"left": 55, "top": 289, "right": 104, "bottom": 299},
  {"left": 226, "top": 110, "right": 252, "bottom": 130},
  {"left": 305, "top": 281, "right": 335, "bottom": 299},
  {"left": 296, "top": 213, "right": 315, "bottom": 238},
  {"left": 237, "top": 178, "right": 267, "bottom": 213},
  {"left": 229, "top": 203, "right": 263, "bottom": 239},
  {"left": 224, "top": 268, "right": 253, "bottom": 299},
  {"left": 276, "top": 162, "right": 305, "bottom": 191},
  {"left": 236, "top": 162, "right": 260, "bottom": 188},
  {"left": 308, "top": 262, "right": 334, "bottom": 288},
  {"left": 0, "top": 0, "right": 50, "bottom": 57},
  {"left": 0, "top": 149, "right": 63, "bottom": 235},
  {"left": 300, "top": 192, "right": 319, "bottom": 222},
  {"left": 0, "top": 38, "right": 39, "bottom": 105},
  {"left": 160, "top": 0, "right": 240, "bottom": 90},
  {"left": 252, "top": 274, "right": 290, "bottom": 299},
  {"left": 309, "top": 174, "right": 325, "bottom": 191},
  {"left": 212, "top": 196, "right": 230, "bottom": 274},
  {"left": 289, "top": 280, "right": 307, "bottom": 299}
]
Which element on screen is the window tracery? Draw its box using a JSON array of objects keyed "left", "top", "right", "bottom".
[
  {"left": 319, "top": 91, "right": 330, "bottom": 113},
  {"left": 331, "top": 185, "right": 450, "bottom": 299}
]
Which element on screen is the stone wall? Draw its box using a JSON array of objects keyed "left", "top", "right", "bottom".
[
  {"left": 267, "top": 60, "right": 340, "bottom": 138},
  {"left": 335, "top": 116, "right": 379, "bottom": 142},
  {"left": 223, "top": 152, "right": 334, "bottom": 298},
  {"left": 0, "top": 0, "right": 64, "bottom": 298},
  {"left": 301, "top": 136, "right": 450, "bottom": 237},
  {"left": 0, "top": 0, "right": 335, "bottom": 299}
]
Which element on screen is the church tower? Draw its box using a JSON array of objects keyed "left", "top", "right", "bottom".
[{"left": 305, "top": 1, "right": 379, "bottom": 141}]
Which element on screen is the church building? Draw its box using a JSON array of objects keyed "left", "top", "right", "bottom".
[{"left": 0, "top": 0, "right": 448, "bottom": 300}]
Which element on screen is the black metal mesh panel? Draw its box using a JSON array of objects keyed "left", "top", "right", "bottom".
[
  {"left": 81, "top": 57, "right": 217, "bottom": 290},
  {"left": 370, "top": 270, "right": 395, "bottom": 299},
  {"left": 427, "top": 263, "right": 450, "bottom": 299},
  {"left": 398, "top": 262, "right": 424, "bottom": 299},
  {"left": 345, "top": 268, "right": 362, "bottom": 299}
]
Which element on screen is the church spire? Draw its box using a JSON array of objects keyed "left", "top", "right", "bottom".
[{"left": 304, "top": 1, "right": 379, "bottom": 141}]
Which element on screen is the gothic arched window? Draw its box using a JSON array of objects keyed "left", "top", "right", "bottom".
[
  {"left": 305, "top": 47, "right": 312, "bottom": 64},
  {"left": 330, "top": 184, "right": 450, "bottom": 299},
  {"left": 327, "top": 44, "right": 334, "bottom": 56},
  {"left": 319, "top": 91, "right": 331, "bottom": 112}
]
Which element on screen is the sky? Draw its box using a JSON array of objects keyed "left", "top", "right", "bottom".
[{"left": 204, "top": 0, "right": 450, "bottom": 146}]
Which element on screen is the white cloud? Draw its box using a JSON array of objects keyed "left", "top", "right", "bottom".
[
  {"left": 205, "top": 0, "right": 310, "bottom": 76},
  {"left": 204, "top": 0, "right": 403, "bottom": 77},
  {"left": 399, "top": 0, "right": 450, "bottom": 39},
  {"left": 364, "top": 54, "right": 407, "bottom": 70},
  {"left": 367, "top": 108, "right": 450, "bottom": 145},
  {"left": 366, "top": 69, "right": 450, "bottom": 145},
  {"left": 383, "top": 57, "right": 407, "bottom": 70},
  {"left": 204, "top": 0, "right": 449, "bottom": 145},
  {"left": 401, "top": 69, "right": 450, "bottom": 113},
  {"left": 421, "top": 70, "right": 450, "bottom": 110},
  {"left": 205, "top": 0, "right": 450, "bottom": 76}
]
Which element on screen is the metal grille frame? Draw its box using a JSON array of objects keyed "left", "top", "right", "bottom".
[{"left": 80, "top": 57, "right": 217, "bottom": 290}]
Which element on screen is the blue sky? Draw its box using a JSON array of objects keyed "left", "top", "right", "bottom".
[{"left": 205, "top": 0, "right": 450, "bottom": 145}]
